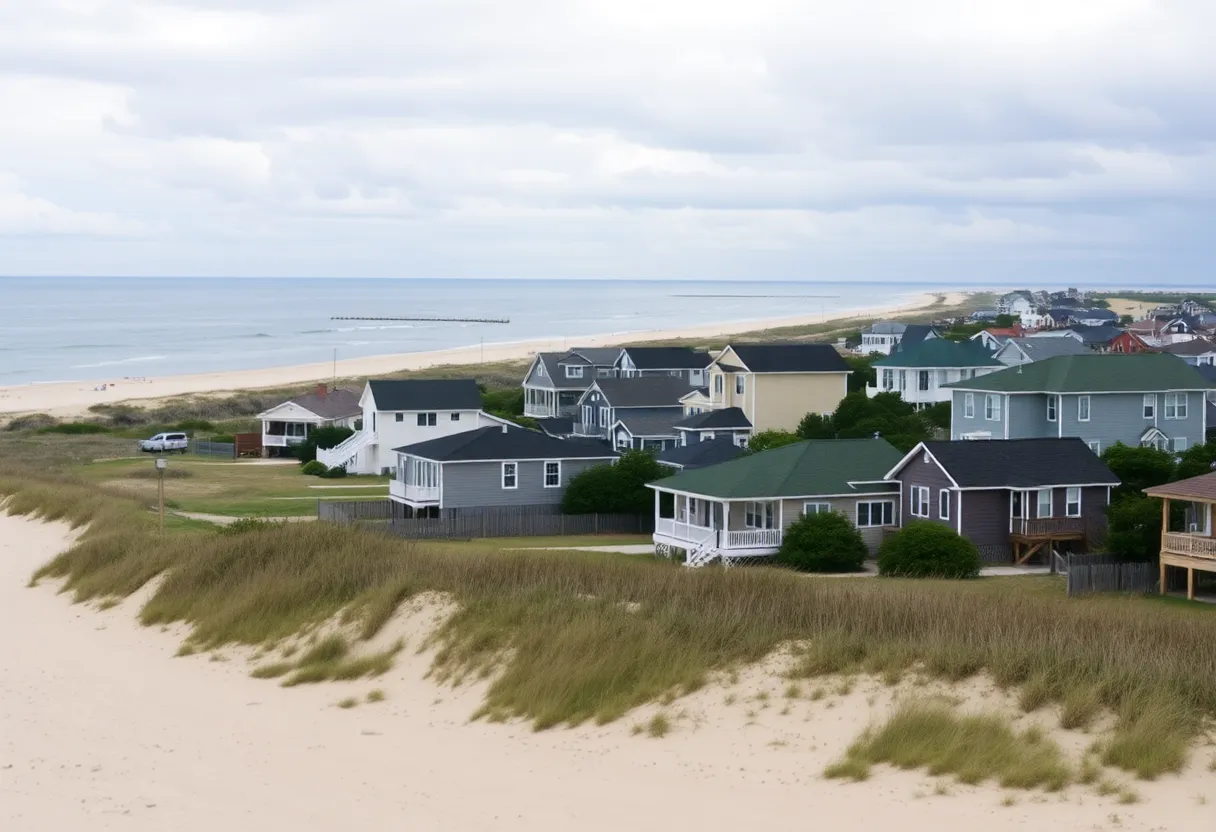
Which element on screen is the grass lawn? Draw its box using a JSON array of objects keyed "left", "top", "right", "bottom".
[
  {"left": 433, "top": 534, "right": 654, "bottom": 550},
  {"left": 75, "top": 457, "right": 390, "bottom": 518}
]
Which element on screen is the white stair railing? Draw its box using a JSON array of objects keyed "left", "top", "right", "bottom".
[
  {"left": 683, "top": 530, "right": 721, "bottom": 568},
  {"left": 318, "top": 430, "right": 374, "bottom": 472}
]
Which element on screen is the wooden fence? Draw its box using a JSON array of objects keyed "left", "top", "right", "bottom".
[
  {"left": 318, "top": 499, "right": 651, "bottom": 540},
  {"left": 1062, "top": 553, "right": 1157, "bottom": 597}
]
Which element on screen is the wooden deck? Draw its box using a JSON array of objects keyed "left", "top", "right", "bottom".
[{"left": 1009, "top": 517, "right": 1085, "bottom": 565}]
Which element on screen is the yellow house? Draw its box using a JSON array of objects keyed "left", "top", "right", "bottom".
[{"left": 705, "top": 344, "right": 851, "bottom": 433}]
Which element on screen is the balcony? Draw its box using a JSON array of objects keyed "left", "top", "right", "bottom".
[
  {"left": 654, "top": 518, "right": 782, "bottom": 551},
  {"left": 389, "top": 480, "right": 439, "bottom": 504},
  {"left": 1162, "top": 532, "right": 1216, "bottom": 561},
  {"left": 1011, "top": 517, "right": 1085, "bottom": 539}
]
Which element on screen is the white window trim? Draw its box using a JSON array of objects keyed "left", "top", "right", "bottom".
[
  {"left": 745, "top": 501, "right": 773, "bottom": 529},
  {"left": 501, "top": 461, "right": 518, "bottom": 490},
  {"left": 565, "top": 365, "right": 584, "bottom": 379},
  {"left": 985, "top": 394, "right": 1001, "bottom": 421},
  {"left": 1046, "top": 397, "right": 1057, "bottom": 423},
  {"left": 599, "top": 406, "right": 610, "bottom": 426},
  {"left": 938, "top": 489, "right": 950, "bottom": 521},
  {"left": 1077, "top": 395, "right": 1091, "bottom": 423},
  {"left": 1065, "top": 487, "right": 1082, "bottom": 518},
  {"left": 543, "top": 460, "right": 561, "bottom": 488},
  {"left": 857, "top": 500, "right": 894, "bottom": 528},
  {"left": 1165, "top": 392, "right": 1188, "bottom": 420},
  {"left": 735, "top": 375, "right": 746, "bottom": 396},
  {"left": 1088, "top": 440, "right": 1101, "bottom": 454},
  {"left": 803, "top": 502, "right": 831, "bottom": 516},
  {"left": 1143, "top": 394, "right": 1155, "bottom": 420},
  {"left": 963, "top": 393, "right": 975, "bottom": 419},
  {"left": 1036, "top": 488, "right": 1052, "bottom": 519}
]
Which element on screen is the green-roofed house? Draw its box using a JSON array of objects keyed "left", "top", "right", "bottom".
[
  {"left": 945, "top": 353, "right": 1213, "bottom": 454},
  {"left": 648, "top": 438, "right": 904, "bottom": 566},
  {"left": 868, "top": 338, "right": 1004, "bottom": 409}
]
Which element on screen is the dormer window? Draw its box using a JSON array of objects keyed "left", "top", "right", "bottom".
[{"left": 565, "top": 365, "right": 584, "bottom": 379}]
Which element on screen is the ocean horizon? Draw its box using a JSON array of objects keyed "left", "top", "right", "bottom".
[{"left": 0, "top": 276, "right": 1156, "bottom": 386}]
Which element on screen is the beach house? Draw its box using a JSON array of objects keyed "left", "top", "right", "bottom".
[
  {"left": 858, "top": 322, "right": 938, "bottom": 356},
  {"left": 702, "top": 344, "right": 852, "bottom": 432},
  {"left": 389, "top": 426, "right": 618, "bottom": 518},
  {"left": 992, "top": 336, "right": 1088, "bottom": 367},
  {"left": 614, "top": 347, "right": 711, "bottom": 386},
  {"left": 574, "top": 376, "right": 689, "bottom": 449},
  {"left": 1161, "top": 338, "right": 1216, "bottom": 367},
  {"left": 883, "top": 438, "right": 1118, "bottom": 563},
  {"left": 648, "top": 438, "right": 904, "bottom": 566},
  {"left": 318, "top": 379, "right": 514, "bottom": 475},
  {"left": 256, "top": 384, "right": 362, "bottom": 457},
  {"left": 521, "top": 348, "right": 622, "bottom": 419},
  {"left": 1145, "top": 472, "right": 1216, "bottom": 601},
  {"left": 945, "top": 353, "right": 1212, "bottom": 453},
  {"left": 868, "top": 339, "right": 1003, "bottom": 408}
]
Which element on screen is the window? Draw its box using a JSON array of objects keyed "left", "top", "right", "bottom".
[
  {"left": 581, "top": 405, "right": 592, "bottom": 426},
  {"left": 882, "top": 369, "right": 894, "bottom": 391},
  {"left": 537, "top": 363, "right": 545, "bottom": 378},
  {"left": 734, "top": 434, "right": 749, "bottom": 448},
  {"left": 565, "top": 365, "right": 583, "bottom": 379},
  {"left": 714, "top": 374, "right": 724, "bottom": 396},
  {"left": 918, "top": 370, "right": 930, "bottom": 391},
  {"left": 544, "top": 461, "right": 561, "bottom": 488},
  {"left": 803, "top": 502, "right": 831, "bottom": 516},
  {"left": 599, "top": 406, "right": 610, "bottom": 426},
  {"left": 898, "top": 370, "right": 907, "bottom": 392},
  {"left": 939, "top": 489, "right": 950, "bottom": 521},
  {"left": 417, "top": 413, "right": 437, "bottom": 427},
  {"left": 910, "top": 486, "right": 930, "bottom": 518},
  {"left": 1174, "top": 436, "right": 1188, "bottom": 452},
  {"left": 451, "top": 413, "right": 460, "bottom": 422},
  {"left": 1143, "top": 394, "right": 1155, "bottom": 420},
  {"left": 1065, "top": 487, "right": 1081, "bottom": 517},
  {"left": 395, "top": 413, "right": 404, "bottom": 423},
  {"left": 1036, "top": 488, "right": 1052, "bottom": 519},
  {"left": 745, "top": 501, "right": 773, "bottom": 529},
  {"left": 735, "top": 375, "right": 746, "bottom": 396},
  {"left": 985, "top": 394, "right": 1001, "bottom": 421},
  {"left": 501, "top": 462, "right": 518, "bottom": 490},
  {"left": 597, "top": 367, "right": 614, "bottom": 377},
  {"left": 963, "top": 393, "right": 975, "bottom": 419},
  {"left": 1088, "top": 440, "right": 1100, "bottom": 454},
  {"left": 1077, "top": 395, "right": 1090, "bottom": 422},
  {"left": 857, "top": 501, "right": 894, "bottom": 528},
  {"left": 1165, "top": 393, "right": 1188, "bottom": 419},
  {"left": 1046, "top": 397, "right": 1057, "bottom": 422}
]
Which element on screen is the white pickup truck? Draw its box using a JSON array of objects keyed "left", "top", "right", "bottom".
[{"left": 139, "top": 432, "right": 189, "bottom": 453}]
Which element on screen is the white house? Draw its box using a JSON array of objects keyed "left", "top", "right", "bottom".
[
  {"left": 868, "top": 339, "right": 1004, "bottom": 407},
  {"left": 318, "top": 379, "right": 514, "bottom": 475},
  {"left": 256, "top": 385, "right": 362, "bottom": 458},
  {"left": 858, "top": 322, "right": 939, "bottom": 356},
  {"left": 997, "top": 293, "right": 1036, "bottom": 319}
]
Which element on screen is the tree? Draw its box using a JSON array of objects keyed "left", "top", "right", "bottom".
[
  {"left": 844, "top": 355, "right": 876, "bottom": 393},
  {"left": 1175, "top": 441, "right": 1216, "bottom": 481},
  {"left": 481, "top": 387, "right": 525, "bottom": 417},
  {"left": 1101, "top": 442, "right": 1175, "bottom": 499},
  {"left": 877, "top": 522, "right": 981, "bottom": 579},
  {"left": 1105, "top": 495, "right": 1165, "bottom": 561},
  {"left": 747, "top": 429, "right": 802, "bottom": 453},
  {"left": 295, "top": 425, "right": 355, "bottom": 464},
  {"left": 921, "top": 402, "right": 952, "bottom": 431},
  {"left": 777, "top": 510, "right": 868, "bottom": 573},
  {"left": 1119, "top": 315, "right": 1134, "bottom": 326},
  {"left": 796, "top": 411, "right": 835, "bottom": 440},
  {"left": 994, "top": 314, "right": 1015, "bottom": 327},
  {"left": 561, "top": 449, "right": 671, "bottom": 515}
]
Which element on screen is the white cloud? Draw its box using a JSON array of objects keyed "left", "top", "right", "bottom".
[{"left": 0, "top": 0, "right": 1213, "bottom": 278}]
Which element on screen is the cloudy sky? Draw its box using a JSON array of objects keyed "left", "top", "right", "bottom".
[{"left": 3, "top": 0, "right": 1214, "bottom": 281}]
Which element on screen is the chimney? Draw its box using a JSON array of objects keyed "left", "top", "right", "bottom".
[
  {"left": 501, "top": 424, "right": 508, "bottom": 434},
  {"left": 315, "top": 383, "right": 327, "bottom": 399}
]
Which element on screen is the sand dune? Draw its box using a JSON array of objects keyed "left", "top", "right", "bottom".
[
  {"left": 5, "top": 510, "right": 1208, "bottom": 831},
  {"left": 0, "top": 292, "right": 966, "bottom": 419}
]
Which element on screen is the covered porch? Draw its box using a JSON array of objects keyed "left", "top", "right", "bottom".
[
  {"left": 652, "top": 489, "right": 784, "bottom": 562},
  {"left": 261, "top": 419, "right": 321, "bottom": 456},
  {"left": 1144, "top": 477, "right": 1216, "bottom": 602}
]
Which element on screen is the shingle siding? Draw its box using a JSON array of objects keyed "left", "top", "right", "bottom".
[{"left": 438, "top": 459, "right": 607, "bottom": 510}]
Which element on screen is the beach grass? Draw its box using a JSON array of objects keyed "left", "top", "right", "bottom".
[{"left": 4, "top": 472, "right": 1215, "bottom": 775}]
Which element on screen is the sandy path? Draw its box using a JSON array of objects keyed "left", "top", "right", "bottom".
[
  {"left": 0, "top": 291, "right": 967, "bottom": 419},
  {"left": 3, "top": 511, "right": 1209, "bottom": 831}
]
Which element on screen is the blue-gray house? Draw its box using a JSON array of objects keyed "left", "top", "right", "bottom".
[{"left": 946, "top": 354, "right": 1213, "bottom": 454}]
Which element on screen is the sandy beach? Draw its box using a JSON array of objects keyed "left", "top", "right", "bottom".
[
  {"left": 2, "top": 511, "right": 1211, "bottom": 832},
  {"left": 0, "top": 291, "right": 966, "bottom": 419}
]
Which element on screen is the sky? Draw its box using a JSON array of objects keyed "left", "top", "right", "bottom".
[{"left": 2, "top": 0, "right": 1214, "bottom": 282}]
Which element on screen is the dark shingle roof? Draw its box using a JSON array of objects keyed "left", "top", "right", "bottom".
[
  {"left": 673, "top": 407, "right": 753, "bottom": 430},
  {"left": 875, "top": 338, "right": 1001, "bottom": 369},
  {"left": 564, "top": 348, "right": 622, "bottom": 365},
  {"left": 945, "top": 354, "right": 1213, "bottom": 394},
  {"left": 590, "top": 377, "right": 689, "bottom": 408},
  {"left": 620, "top": 347, "right": 712, "bottom": 370},
  {"left": 284, "top": 387, "right": 362, "bottom": 420},
  {"left": 725, "top": 344, "right": 850, "bottom": 374},
  {"left": 650, "top": 438, "right": 903, "bottom": 499},
  {"left": 1000, "top": 337, "right": 1088, "bottom": 362},
  {"left": 658, "top": 438, "right": 747, "bottom": 470},
  {"left": 613, "top": 411, "right": 683, "bottom": 437},
  {"left": 1063, "top": 324, "right": 1124, "bottom": 345},
  {"left": 534, "top": 417, "right": 574, "bottom": 437},
  {"left": 368, "top": 379, "right": 483, "bottom": 411},
  {"left": 899, "top": 324, "right": 937, "bottom": 350},
  {"left": 905, "top": 439, "right": 1119, "bottom": 489},
  {"left": 396, "top": 426, "right": 617, "bottom": 462}
]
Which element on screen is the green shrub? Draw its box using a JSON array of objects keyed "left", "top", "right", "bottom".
[
  {"left": 1106, "top": 495, "right": 1165, "bottom": 562},
  {"left": 1101, "top": 442, "right": 1175, "bottom": 499},
  {"left": 877, "top": 522, "right": 981, "bottom": 579},
  {"left": 5, "top": 413, "right": 58, "bottom": 432},
  {"left": 37, "top": 422, "right": 110, "bottom": 435},
  {"left": 206, "top": 434, "right": 236, "bottom": 444},
  {"left": 319, "top": 465, "right": 348, "bottom": 479},
  {"left": 294, "top": 425, "right": 355, "bottom": 463},
  {"left": 747, "top": 430, "right": 801, "bottom": 453},
  {"left": 173, "top": 419, "right": 216, "bottom": 432},
  {"left": 481, "top": 387, "right": 524, "bottom": 416},
  {"left": 300, "top": 460, "right": 328, "bottom": 476},
  {"left": 777, "top": 510, "right": 868, "bottom": 573},
  {"left": 561, "top": 450, "right": 670, "bottom": 515}
]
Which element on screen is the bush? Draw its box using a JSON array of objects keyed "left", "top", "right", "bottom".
[
  {"left": 294, "top": 425, "right": 355, "bottom": 464},
  {"left": 173, "top": 419, "right": 215, "bottom": 433},
  {"left": 37, "top": 422, "right": 110, "bottom": 435},
  {"left": 1106, "top": 495, "right": 1165, "bottom": 562},
  {"left": 747, "top": 430, "right": 801, "bottom": 453},
  {"left": 300, "top": 460, "right": 328, "bottom": 476},
  {"left": 5, "top": 413, "right": 58, "bottom": 432},
  {"left": 562, "top": 450, "right": 670, "bottom": 515},
  {"left": 207, "top": 434, "right": 236, "bottom": 444},
  {"left": 219, "top": 518, "right": 279, "bottom": 536},
  {"left": 777, "top": 510, "right": 868, "bottom": 573},
  {"left": 877, "top": 522, "right": 981, "bottom": 579},
  {"left": 1101, "top": 442, "right": 1175, "bottom": 499},
  {"left": 481, "top": 388, "right": 524, "bottom": 416},
  {"left": 319, "top": 465, "right": 348, "bottom": 479}
]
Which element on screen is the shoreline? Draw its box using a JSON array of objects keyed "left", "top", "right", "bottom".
[{"left": 0, "top": 290, "right": 967, "bottom": 418}]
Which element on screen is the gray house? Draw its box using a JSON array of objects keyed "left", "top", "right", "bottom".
[
  {"left": 390, "top": 426, "right": 617, "bottom": 518},
  {"left": 947, "top": 354, "right": 1212, "bottom": 454},
  {"left": 521, "top": 348, "right": 622, "bottom": 419},
  {"left": 574, "top": 376, "right": 689, "bottom": 449},
  {"left": 615, "top": 347, "right": 712, "bottom": 386},
  {"left": 993, "top": 336, "right": 1088, "bottom": 367}
]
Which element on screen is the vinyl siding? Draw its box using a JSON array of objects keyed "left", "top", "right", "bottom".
[
  {"left": 1007, "top": 394, "right": 1053, "bottom": 439},
  {"left": 752, "top": 373, "right": 850, "bottom": 432},
  {"left": 950, "top": 390, "right": 1002, "bottom": 438},
  {"left": 1058, "top": 392, "right": 1203, "bottom": 451},
  {"left": 893, "top": 449, "right": 957, "bottom": 532},
  {"left": 437, "top": 458, "right": 608, "bottom": 510},
  {"left": 522, "top": 359, "right": 558, "bottom": 390},
  {"left": 777, "top": 495, "right": 898, "bottom": 554},
  {"left": 959, "top": 491, "right": 1011, "bottom": 559}
]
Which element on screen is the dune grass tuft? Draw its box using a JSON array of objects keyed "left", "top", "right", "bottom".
[
  {"left": 1097, "top": 705, "right": 1192, "bottom": 780},
  {"left": 826, "top": 701, "right": 1072, "bottom": 791},
  {"left": 367, "top": 689, "right": 386, "bottom": 703},
  {"left": 646, "top": 713, "right": 671, "bottom": 738},
  {"left": 250, "top": 662, "right": 294, "bottom": 679},
  {"left": 337, "top": 697, "right": 359, "bottom": 709}
]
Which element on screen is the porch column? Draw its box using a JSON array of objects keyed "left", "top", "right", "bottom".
[
  {"left": 654, "top": 488, "right": 660, "bottom": 523},
  {"left": 1160, "top": 498, "right": 1169, "bottom": 596},
  {"left": 1188, "top": 567, "right": 1196, "bottom": 601}
]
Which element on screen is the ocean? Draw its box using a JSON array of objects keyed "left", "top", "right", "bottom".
[{"left": 4, "top": 277, "right": 953, "bottom": 385}]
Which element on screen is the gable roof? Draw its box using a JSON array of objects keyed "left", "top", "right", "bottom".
[
  {"left": 613, "top": 411, "right": 683, "bottom": 438},
  {"left": 588, "top": 377, "right": 689, "bottom": 408},
  {"left": 888, "top": 439, "right": 1119, "bottom": 489},
  {"left": 944, "top": 353, "right": 1214, "bottom": 394},
  {"left": 395, "top": 426, "right": 617, "bottom": 463},
  {"left": 649, "top": 438, "right": 903, "bottom": 499},
  {"left": 1063, "top": 324, "right": 1124, "bottom": 345},
  {"left": 673, "top": 407, "right": 753, "bottom": 430},
  {"left": 533, "top": 417, "right": 574, "bottom": 437},
  {"left": 619, "top": 346, "right": 711, "bottom": 370},
  {"left": 868, "top": 321, "right": 906, "bottom": 335},
  {"left": 996, "top": 336, "right": 1089, "bottom": 363},
  {"left": 261, "top": 387, "right": 361, "bottom": 421},
  {"left": 1071, "top": 308, "right": 1119, "bottom": 321},
  {"left": 563, "top": 347, "right": 622, "bottom": 366},
  {"left": 722, "top": 344, "right": 850, "bottom": 374},
  {"left": 657, "top": 438, "right": 747, "bottom": 470},
  {"left": 1161, "top": 339, "right": 1216, "bottom": 356},
  {"left": 898, "top": 324, "right": 938, "bottom": 349},
  {"left": 367, "top": 379, "right": 483, "bottom": 411},
  {"left": 875, "top": 338, "right": 1001, "bottom": 369}
]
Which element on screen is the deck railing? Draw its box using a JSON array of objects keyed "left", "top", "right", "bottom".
[
  {"left": 654, "top": 519, "right": 782, "bottom": 550},
  {"left": 1012, "top": 517, "right": 1085, "bottom": 538},
  {"left": 724, "top": 528, "right": 782, "bottom": 549},
  {"left": 655, "top": 518, "right": 715, "bottom": 544},
  {"left": 1162, "top": 532, "right": 1216, "bottom": 560},
  {"left": 389, "top": 481, "right": 439, "bottom": 503}
]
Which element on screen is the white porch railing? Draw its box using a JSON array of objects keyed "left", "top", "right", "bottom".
[
  {"left": 724, "top": 528, "right": 782, "bottom": 549},
  {"left": 262, "top": 434, "right": 306, "bottom": 448},
  {"left": 655, "top": 518, "right": 714, "bottom": 543},
  {"left": 389, "top": 480, "right": 440, "bottom": 503}
]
